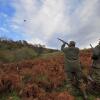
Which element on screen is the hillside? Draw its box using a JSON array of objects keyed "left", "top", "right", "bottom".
[
  {"left": 0, "top": 38, "right": 99, "bottom": 100},
  {"left": 0, "top": 38, "right": 58, "bottom": 63},
  {"left": 0, "top": 48, "right": 99, "bottom": 100}
]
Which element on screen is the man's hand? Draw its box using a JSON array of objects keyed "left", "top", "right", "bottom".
[{"left": 61, "top": 43, "right": 66, "bottom": 51}]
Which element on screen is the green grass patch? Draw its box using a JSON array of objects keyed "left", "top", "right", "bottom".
[
  {"left": 0, "top": 91, "right": 20, "bottom": 100},
  {"left": 0, "top": 47, "right": 37, "bottom": 63}
]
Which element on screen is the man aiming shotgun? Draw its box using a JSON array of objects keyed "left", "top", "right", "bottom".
[
  {"left": 88, "top": 41, "right": 100, "bottom": 95},
  {"left": 58, "top": 38, "right": 88, "bottom": 100}
]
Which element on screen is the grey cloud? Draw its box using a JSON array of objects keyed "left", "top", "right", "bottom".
[{"left": 10, "top": 0, "right": 100, "bottom": 49}]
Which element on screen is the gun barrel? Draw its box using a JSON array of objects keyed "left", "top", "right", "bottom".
[
  {"left": 90, "top": 44, "right": 93, "bottom": 49},
  {"left": 57, "top": 38, "right": 69, "bottom": 46}
]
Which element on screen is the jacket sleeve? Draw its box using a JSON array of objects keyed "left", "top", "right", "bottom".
[
  {"left": 92, "top": 54, "right": 99, "bottom": 60},
  {"left": 61, "top": 43, "right": 66, "bottom": 52},
  {"left": 92, "top": 46, "right": 99, "bottom": 60}
]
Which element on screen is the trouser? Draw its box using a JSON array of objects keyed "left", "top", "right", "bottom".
[{"left": 66, "top": 71, "right": 87, "bottom": 100}]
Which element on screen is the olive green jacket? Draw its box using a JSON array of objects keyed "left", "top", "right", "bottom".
[{"left": 61, "top": 44, "right": 81, "bottom": 72}]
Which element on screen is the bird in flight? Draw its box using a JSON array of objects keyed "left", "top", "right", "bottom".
[{"left": 24, "top": 20, "right": 26, "bottom": 22}]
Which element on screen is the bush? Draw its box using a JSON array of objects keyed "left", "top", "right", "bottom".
[
  {"left": 14, "top": 47, "right": 37, "bottom": 61},
  {"left": 0, "top": 47, "right": 37, "bottom": 63}
]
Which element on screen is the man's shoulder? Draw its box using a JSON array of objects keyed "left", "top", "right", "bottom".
[
  {"left": 70, "top": 47, "right": 79, "bottom": 50},
  {"left": 64, "top": 47, "right": 79, "bottom": 50},
  {"left": 62, "top": 47, "right": 69, "bottom": 51},
  {"left": 75, "top": 47, "right": 79, "bottom": 50},
  {"left": 95, "top": 45, "right": 100, "bottom": 49},
  {"left": 66, "top": 47, "right": 79, "bottom": 52}
]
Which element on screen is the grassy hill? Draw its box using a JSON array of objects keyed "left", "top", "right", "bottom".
[
  {"left": 0, "top": 38, "right": 58, "bottom": 63},
  {"left": 0, "top": 48, "right": 98, "bottom": 100},
  {"left": 0, "top": 38, "right": 99, "bottom": 100}
]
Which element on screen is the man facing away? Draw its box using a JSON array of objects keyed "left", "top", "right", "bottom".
[
  {"left": 89, "top": 41, "right": 100, "bottom": 95},
  {"left": 61, "top": 41, "right": 87, "bottom": 100}
]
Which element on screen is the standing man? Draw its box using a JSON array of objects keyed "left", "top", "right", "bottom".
[
  {"left": 61, "top": 41, "right": 87, "bottom": 100},
  {"left": 89, "top": 41, "right": 100, "bottom": 95}
]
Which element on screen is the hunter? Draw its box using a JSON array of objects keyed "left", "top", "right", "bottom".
[
  {"left": 89, "top": 41, "right": 100, "bottom": 96},
  {"left": 61, "top": 41, "right": 87, "bottom": 100}
]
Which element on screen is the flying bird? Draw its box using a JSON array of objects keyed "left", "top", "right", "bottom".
[{"left": 24, "top": 20, "right": 26, "bottom": 22}]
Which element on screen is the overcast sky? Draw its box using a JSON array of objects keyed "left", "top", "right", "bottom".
[{"left": 0, "top": 0, "right": 100, "bottom": 49}]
